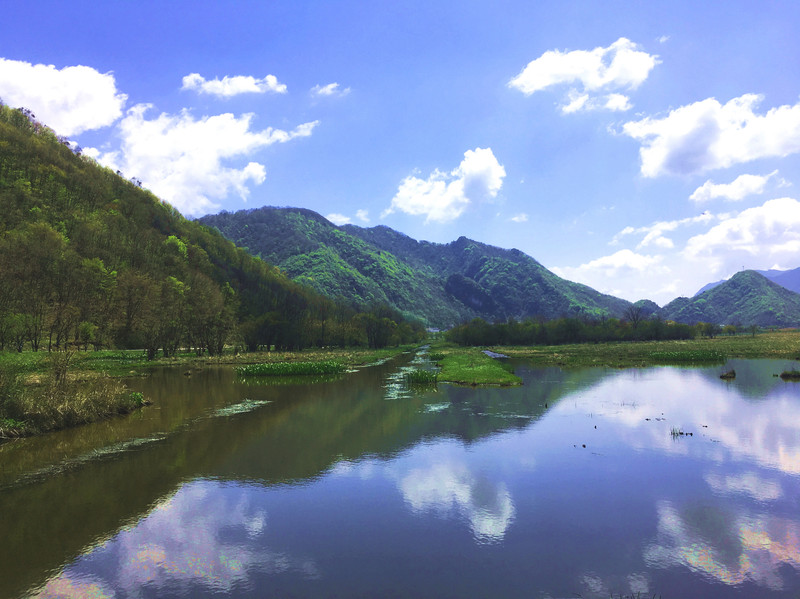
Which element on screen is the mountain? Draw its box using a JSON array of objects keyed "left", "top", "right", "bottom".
[
  {"left": 695, "top": 267, "right": 800, "bottom": 296},
  {"left": 662, "top": 270, "right": 800, "bottom": 327},
  {"left": 0, "top": 104, "right": 423, "bottom": 354},
  {"left": 199, "top": 207, "right": 631, "bottom": 327}
]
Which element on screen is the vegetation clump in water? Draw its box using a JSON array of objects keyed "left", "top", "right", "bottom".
[
  {"left": 435, "top": 348, "right": 522, "bottom": 386},
  {"left": 404, "top": 369, "right": 438, "bottom": 386},
  {"left": 780, "top": 369, "right": 800, "bottom": 380},
  {"left": 236, "top": 360, "right": 347, "bottom": 377}
]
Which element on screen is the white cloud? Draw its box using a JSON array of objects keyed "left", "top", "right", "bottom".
[
  {"left": 181, "top": 73, "right": 286, "bottom": 97},
  {"left": 556, "top": 249, "right": 663, "bottom": 279},
  {"left": 690, "top": 170, "right": 778, "bottom": 203},
  {"left": 562, "top": 90, "right": 632, "bottom": 114},
  {"left": 623, "top": 94, "right": 800, "bottom": 177},
  {"left": 326, "top": 213, "right": 351, "bottom": 225},
  {"left": 311, "top": 82, "right": 351, "bottom": 97},
  {"left": 510, "top": 213, "right": 529, "bottom": 223},
  {"left": 93, "top": 104, "right": 318, "bottom": 215},
  {"left": 508, "top": 38, "right": 658, "bottom": 113},
  {"left": 383, "top": 147, "right": 506, "bottom": 223},
  {"left": 327, "top": 209, "right": 369, "bottom": 226},
  {"left": 612, "top": 213, "right": 716, "bottom": 249},
  {"left": 0, "top": 58, "right": 127, "bottom": 136},
  {"left": 684, "top": 197, "right": 800, "bottom": 274},
  {"left": 552, "top": 249, "right": 672, "bottom": 302}
]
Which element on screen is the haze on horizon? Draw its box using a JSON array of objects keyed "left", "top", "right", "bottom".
[{"left": 2, "top": 1, "right": 800, "bottom": 306}]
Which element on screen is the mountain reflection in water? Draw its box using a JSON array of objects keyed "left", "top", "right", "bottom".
[{"left": 4, "top": 355, "right": 800, "bottom": 598}]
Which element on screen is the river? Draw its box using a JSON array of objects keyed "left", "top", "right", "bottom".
[{"left": 2, "top": 351, "right": 800, "bottom": 598}]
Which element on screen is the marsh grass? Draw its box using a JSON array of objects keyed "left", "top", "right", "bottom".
[
  {"left": 435, "top": 348, "right": 522, "bottom": 386},
  {"left": 236, "top": 360, "right": 347, "bottom": 377},
  {"left": 649, "top": 350, "right": 726, "bottom": 364},
  {"left": 404, "top": 369, "right": 438, "bottom": 386},
  {"left": 0, "top": 351, "right": 144, "bottom": 438},
  {"left": 492, "top": 330, "right": 800, "bottom": 368}
]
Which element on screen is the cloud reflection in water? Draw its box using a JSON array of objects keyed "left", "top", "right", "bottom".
[{"left": 35, "top": 479, "right": 319, "bottom": 598}]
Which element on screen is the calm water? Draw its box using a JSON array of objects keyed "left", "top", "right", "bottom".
[{"left": 2, "top": 352, "right": 800, "bottom": 598}]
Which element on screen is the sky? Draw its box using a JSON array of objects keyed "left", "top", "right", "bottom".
[{"left": 2, "top": 1, "right": 800, "bottom": 305}]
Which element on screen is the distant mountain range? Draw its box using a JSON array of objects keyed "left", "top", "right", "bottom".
[
  {"left": 198, "top": 207, "right": 631, "bottom": 328},
  {"left": 663, "top": 270, "right": 800, "bottom": 328},
  {"left": 199, "top": 206, "right": 800, "bottom": 329},
  {"left": 695, "top": 267, "right": 800, "bottom": 296}
]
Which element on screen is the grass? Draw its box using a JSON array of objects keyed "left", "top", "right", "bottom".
[
  {"left": 648, "top": 350, "right": 726, "bottom": 364},
  {"left": 491, "top": 330, "right": 800, "bottom": 368},
  {"left": 0, "top": 351, "right": 145, "bottom": 438},
  {"left": 404, "top": 369, "right": 438, "bottom": 386},
  {"left": 236, "top": 360, "right": 346, "bottom": 377},
  {"left": 431, "top": 345, "right": 522, "bottom": 386}
]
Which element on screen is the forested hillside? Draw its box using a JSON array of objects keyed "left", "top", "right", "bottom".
[
  {"left": 0, "top": 104, "right": 424, "bottom": 355},
  {"left": 661, "top": 270, "right": 800, "bottom": 327},
  {"left": 198, "top": 207, "right": 474, "bottom": 326},
  {"left": 696, "top": 266, "right": 800, "bottom": 296},
  {"left": 201, "top": 208, "right": 632, "bottom": 327},
  {"left": 344, "top": 226, "right": 631, "bottom": 321}
]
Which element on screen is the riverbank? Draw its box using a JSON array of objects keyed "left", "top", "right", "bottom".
[
  {"left": 0, "top": 345, "right": 417, "bottom": 438},
  {"left": 488, "top": 330, "right": 800, "bottom": 368}
]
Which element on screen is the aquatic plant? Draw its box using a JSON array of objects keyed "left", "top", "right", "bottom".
[
  {"left": 404, "top": 369, "right": 438, "bottom": 386},
  {"left": 780, "top": 369, "right": 800, "bottom": 380},
  {"left": 236, "top": 361, "right": 346, "bottom": 377}
]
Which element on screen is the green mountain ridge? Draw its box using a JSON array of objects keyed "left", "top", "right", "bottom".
[
  {"left": 199, "top": 207, "right": 632, "bottom": 327},
  {"left": 0, "top": 104, "right": 424, "bottom": 354},
  {"left": 661, "top": 270, "right": 800, "bottom": 327}
]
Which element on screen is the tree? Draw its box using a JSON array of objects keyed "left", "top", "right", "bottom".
[{"left": 623, "top": 304, "right": 644, "bottom": 329}]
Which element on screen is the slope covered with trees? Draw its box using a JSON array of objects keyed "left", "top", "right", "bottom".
[
  {"left": 198, "top": 207, "right": 473, "bottom": 326},
  {"left": 201, "top": 208, "right": 632, "bottom": 327},
  {"left": 661, "top": 270, "right": 800, "bottom": 327},
  {"left": 0, "top": 104, "right": 424, "bottom": 355}
]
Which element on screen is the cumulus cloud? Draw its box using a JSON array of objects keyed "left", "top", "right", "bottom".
[
  {"left": 690, "top": 170, "right": 779, "bottom": 203},
  {"left": 684, "top": 197, "right": 800, "bottom": 274},
  {"left": 508, "top": 37, "right": 658, "bottom": 114},
  {"left": 612, "top": 213, "right": 716, "bottom": 249},
  {"left": 556, "top": 249, "right": 663, "bottom": 279},
  {"left": 510, "top": 213, "right": 529, "bottom": 223},
  {"left": 326, "top": 210, "right": 368, "bottom": 226},
  {"left": 181, "top": 73, "right": 287, "bottom": 97},
  {"left": 383, "top": 147, "right": 506, "bottom": 223},
  {"left": 326, "top": 213, "right": 351, "bottom": 225},
  {"left": 623, "top": 94, "right": 800, "bottom": 177},
  {"left": 311, "top": 82, "right": 351, "bottom": 97},
  {"left": 0, "top": 58, "right": 127, "bottom": 136},
  {"left": 93, "top": 104, "right": 318, "bottom": 215}
]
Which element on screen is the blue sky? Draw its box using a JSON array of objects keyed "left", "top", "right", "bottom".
[{"left": 3, "top": 1, "right": 800, "bottom": 305}]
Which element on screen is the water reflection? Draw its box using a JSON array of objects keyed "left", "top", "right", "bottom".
[
  {"left": 36, "top": 480, "right": 319, "bottom": 598},
  {"left": 4, "top": 356, "right": 800, "bottom": 598},
  {"left": 645, "top": 500, "right": 800, "bottom": 592}
]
